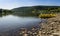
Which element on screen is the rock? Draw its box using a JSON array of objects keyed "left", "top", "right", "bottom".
[{"left": 19, "top": 14, "right": 60, "bottom": 36}]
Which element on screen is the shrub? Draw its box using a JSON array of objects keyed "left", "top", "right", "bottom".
[{"left": 39, "top": 14, "right": 56, "bottom": 18}]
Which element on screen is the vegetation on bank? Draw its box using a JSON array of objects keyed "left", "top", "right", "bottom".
[
  {"left": 0, "top": 6, "right": 60, "bottom": 18},
  {"left": 39, "top": 14, "right": 56, "bottom": 18},
  {"left": 0, "top": 9, "right": 13, "bottom": 16},
  {"left": 12, "top": 6, "right": 60, "bottom": 18}
]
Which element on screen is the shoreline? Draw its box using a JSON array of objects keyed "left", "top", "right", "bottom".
[
  {"left": 0, "top": 14, "right": 59, "bottom": 36},
  {"left": 16, "top": 13, "right": 60, "bottom": 36}
]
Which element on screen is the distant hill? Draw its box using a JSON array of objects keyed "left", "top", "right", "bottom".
[
  {"left": 12, "top": 6, "right": 60, "bottom": 16},
  {"left": 12, "top": 6, "right": 60, "bottom": 12}
]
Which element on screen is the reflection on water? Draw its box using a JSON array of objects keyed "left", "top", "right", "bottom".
[{"left": 0, "top": 15, "right": 41, "bottom": 32}]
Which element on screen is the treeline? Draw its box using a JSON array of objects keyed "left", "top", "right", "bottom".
[
  {"left": 2, "top": 9, "right": 13, "bottom": 14},
  {"left": 12, "top": 6, "right": 60, "bottom": 16},
  {"left": 0, "top": 9, "right": 13, "bottom": 14},
  {"left": 0, "top": 9, "right": 13, "bottom": 16},
  {"left": 0, "top": 6, "right": 60, "bottom": 17}
]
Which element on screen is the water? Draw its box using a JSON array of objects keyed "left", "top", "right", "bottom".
[{"left": 0, "top": 15, "right": 41, "bottom": 32}]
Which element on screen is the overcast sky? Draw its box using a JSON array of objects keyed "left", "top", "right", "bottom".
[{"left": 0, "top": 0, "right": 60, "bottom": 9}]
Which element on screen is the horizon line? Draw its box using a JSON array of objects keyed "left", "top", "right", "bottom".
[{"left": 1, "top": 5, "right": 60, "bottom": 10}]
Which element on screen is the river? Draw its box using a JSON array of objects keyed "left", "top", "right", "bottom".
[{"left": 0, "top": 15, "right": 41, "bottom": 32}]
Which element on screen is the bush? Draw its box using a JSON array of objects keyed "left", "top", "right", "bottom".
[{"left": 39, "top": 14, "right": 56, "bottom": 18}]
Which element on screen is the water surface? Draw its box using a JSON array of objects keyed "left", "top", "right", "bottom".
[{"left": 0, "top": 15, "right": 41, "bottom": 32}]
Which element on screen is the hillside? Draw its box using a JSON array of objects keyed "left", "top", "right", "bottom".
[
  {"left": 12, "top": 6, "right": 60, "bottom": 12},
  {"left": 12, "top": 6, "right": 60, "bottom": 16}
]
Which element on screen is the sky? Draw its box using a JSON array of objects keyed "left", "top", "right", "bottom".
[{"left": 0, "top": 0, "right": 60, "bottom": 9}]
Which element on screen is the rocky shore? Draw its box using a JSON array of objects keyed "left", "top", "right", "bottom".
[{"left": 16, "top": 14, "right": 60, "bottom": 36}]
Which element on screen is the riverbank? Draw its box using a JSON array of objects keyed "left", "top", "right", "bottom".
[
  {"left": 39, "top": 13, "right": 60, "bottom": 36},
  {"left": 0, "top": 14, "right": 59, "bottom": 36},
  {"left": 16, "top": 13, "right": 60, "bottom": 36}
]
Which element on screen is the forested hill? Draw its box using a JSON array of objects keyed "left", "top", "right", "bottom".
[
  {"left": 12, "top": 6, "right": 60, "bottom": 16},
  {"left": 12, "top": 6, "right": 60, "bottom": 12}
]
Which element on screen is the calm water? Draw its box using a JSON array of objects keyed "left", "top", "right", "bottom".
[{"left": 0, "top": 15, "right": 41, "bottom": 32}]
